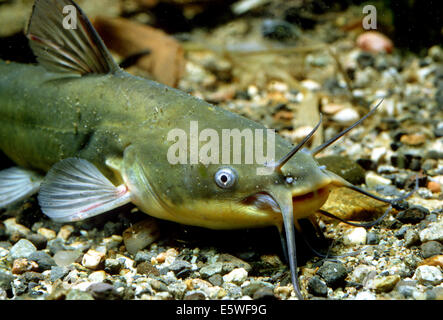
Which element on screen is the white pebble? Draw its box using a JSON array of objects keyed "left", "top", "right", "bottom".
[
  {"left": 419, "top": 222, "right": 443, "bottom": 242},
  {"left": 354, "top": 291, "right": 376, "bottom": 300},
  {"left": 365, "top": 171, "right": 392, "bottom": 188},
  {"left": 414, "top": 265, "right": 442, "bottom": 285},
  {"left": 370, "top": 147, "right": 387, "bottom": 164},
  {"left": 332, "top": 108, "right": 360, "bottom": 123},
  {"left": 82, "top": 249, "right": 105, "bottom": 269},
  {"left": 223, "top": 268, "right": 248, "bottom": 285},
  {"left": 351, "top": 265, "right": 375, "bottom": 284},
  {"left": 343, "top": 227, "right": 367, "bottom": 246},
  {"left": 88, "top": 270, "right": 107, "bottom": 283}
]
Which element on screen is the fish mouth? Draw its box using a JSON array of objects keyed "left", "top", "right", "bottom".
[{"left": 242, "top": 185, "right": 331, "bottom": 218}]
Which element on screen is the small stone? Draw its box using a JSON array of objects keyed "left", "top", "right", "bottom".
[
  {"left": 395, "top": 280, "right": 418, "bottom": 298},
  {"left": 420, "top": 255, "right": 443, "bottom": 268},
  {"left": 400, "top": 134, "right": 426, "bottom": 146},
  {"left": 123, "top": 218, "right": 160, "bottom": 255},
  {"left": 365, "top": 172, "right": 392, "bottom": 189},
  {"left": 200, "top": 262, "right": 223, "bottom": 279},
  {"left": 3, "top": 218, "right": 30, "bottom": 238},
  {"left": 366, "top": 232, "right": 379, "bottom": 245},
  {"left": 372, "top": 275, "right": 400, "bottom": 293},
  {"left": 420, "top": 222, "right": 443, "bottom": 242},
  {"left": 261, "top": 19, "right": 298, "bottom": 41},
  {"left": 404, "top": 229, "right": 420, "bottom": 247},
  {"left": 0, "top": 270, "right": 14, "bottom": 291},
  {"left": 50, "top": 266, "right": 69, "bottom": 282},
  {"left": 317, "top": 261, "right": 348, "bottom": 289},
  {"left": 104, "top": 259, "right": 122, "bottom": 275},
  {"left": 168, "top": 259, "right": 192, "bottom": 278},
  {"left": 414, "top": 265, "right": 442, "bottom": 285},
  {"left": 317, "top": 156, "right": 365, "bottom": 185},
  {"left": 37, "top": 227, "right": 56, "bottom": 240},
  {"left": 66, "top": 289, "right": 94, "bottom": 300},
  {"left": 57, "top": 225, "right": 74, "bottom": 240},
  {"left": 343, "top": 227, "right": 367, "bottom": 246},
  {"left": 307, "top": 276, "right": 328, "bottom": 297},
  {"left": 184, "top": 290, "right": 207, "bottom": 300},
  {"left": 8, "top": 239, "right": 37, "bottom": 261},
  {"left": 427, "top": 181, "right": 441, "bottom": 193},
  {"left": 421, "top": 241, "right": 443, "bottom": 259},
  {"left": 87, "top": 282, "right": 120, "bottom": 300},
  {"left": 208, "top": 274, "right": 223, "bottom": 287},
  {"left": 12, "top": 258, "right": 39, "bottom": 275},
  {"left": 217, "top": 254, "right": 251, "bottom": 273},
  {"left": 26, "top": 233, "right": 47, "bottom": 250},
  {"left": 223, "top": 268, "right": 248, "bottom": 285},
  {"left": 354, "top": 291, "right": 376, "bottom": 300},
  {"left": 356, "top": 31, "right": 393, "bottom": 53},
  {"left": 332, "top": 108, "right": 360, "bottom": 124},
  {"left": 82, "top": 249, "right": 105, "bottom": 270},
  {"left": 28, "top": 251, "right": 56, "bottom": 271},
  {"left": 396, "top": 206, "right": 429, "bottom": 224},
  {"left": 351, "top": 265, "right": 376, "bottom": 284},
  {"left": 136, "top": 261, "right": 159, "bottom": 276},
  {"left": 54, "top": 250, "right": 82, "bottom": 267},
  {"left": 88, "top": 270, "right": 107, "bottom": 282},
  {"left": 321, "top": 103, "right": 344, "bottom": 115}
]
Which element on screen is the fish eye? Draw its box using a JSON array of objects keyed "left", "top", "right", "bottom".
[{"left": 214, "top": 167, "right": 237, "bottom": 189}]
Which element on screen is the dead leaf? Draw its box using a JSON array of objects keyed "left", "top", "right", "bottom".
[{"left": 93, "top": 16, "right": 185, "bottom": 87}]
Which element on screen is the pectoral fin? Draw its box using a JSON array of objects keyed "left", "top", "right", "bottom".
[
  {"left": 38, "top": 158, "right": 132, "bottom": 222},
  {"left": 0, "top": 168, "right": 43, "bottom": 208},
  {"left": 26, "top": 0, "right": 120, "bottom": 75}
]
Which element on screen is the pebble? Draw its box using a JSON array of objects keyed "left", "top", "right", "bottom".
[
  {"left": 66, "top": 289, "right": 94, "bottom": 300},
  {"left": 419, "top": 222, "right": 443, "bottom": 242},
  {"left": 332, "top": 108, "right": 360, "bottom": 124},
  {"left": 0, "top": 270, "right": 14, "bottom": 291},
  {"left": 420, "top": 255, "right": 443, "bottom": 268},
  {"left": 87, "top": 282, "right": 120, "bottom": 300},
  {"left": 366, "top": 232, "right": 380, "bottom": 245},
  {"left": 414, "top": 265, "right": 443, "bottom": 285},
  {"left": 222, "top": 268, "right": 248, "bottom": 285},
  {"left": 400, "top": 134, "right": 426, "bottom": 146},
  {"left": 82, "top": 249, "right": 105, "bottom": 270},
  {"left": 8, "top": 239, "right": 37, "bottom": 261},
  {"left": 307, "top": 276, "right": 328, "bottom": 297},
  {"left": 395, "top": 280, "right": 419, "bottom": 298},
  {"left": 26, "top": 233, "right": 48, "bottom": 250},
  {"left": 104, "top": 259, "right": 123, "bottom": 275},
  {"left": 261, "top": 19, "right": 298, "bottom": 41},
  {"left": 354, "top": 291, "right": 376, "bottom": 300},
  {"left": 3, "top": 218, "right": 30, "bottom": 238},
  {"left": 28, "top": 251, "right": 56, "bottom": 271},
  {"left": 11, "top": 258, "right": 39, "bottom": 275},
  {"left": 351, "top": 265, "right": 376, "bottom": 284},
  {"left": 200, "top": 262, "right": 223, "bottom": 279},
  {"left": 217, "top": 254, "right": 252, "bottom": 273},
  {"left": 136, "top": 261, "right": 159, "bottom": 276},
  {"left": 427, "top": 181, "right": 441, "bottom": 193},
  {"left": 317, "top": 262, "right": 348, "bottom": 289},
  {"left": 404, "top": 229, "right": 420, "bottom": 247},
  {"left": 343, "top": 227, "right": 367, "bottom": 246},
  {"left": 372, "top": 275, "right": 400, "bottom": 293},
  {"left": 57, "top": 225, "right": 74, "bottom": 240},
  {"left": 50, "top": 266, "right": 69, "bottom": 282},
  {"left": 396, "top": 206, "right": 429, "bottom": 224},
  {"left": 356, "top": 31, "right": 393, "bottom": 54},
  {"left": 365, "top": 171, "right": 392, "bottom": 188},
  {"left": 122, "top": 218, "right": 160, "bottom": 255},
  {"left": 88, "top": 271, "right": 107, "bottom": 282},
  {"left": 421, "top": 241, "right": 443, "bottom": 259},
  {"left": 53, "top": 250, "right": 82, "bottom": 267},
  {"left": 37, "top": 227, "right": 56, "bottom": 240}
]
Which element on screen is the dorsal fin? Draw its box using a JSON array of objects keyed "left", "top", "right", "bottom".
[{"left": 25, "top": 0, "right": 120, "bottom": 75}]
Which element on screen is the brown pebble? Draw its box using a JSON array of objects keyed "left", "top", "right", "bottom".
[
  {"left": 400, "top": 133, "right": 426, "bottom": 146},
  {"left": 12, "top": 258, "right": 39, "bottom": 275},
  {"left": 136, "top": 261, "right": 159, "bottom": 276},
  {"left": 427, "top": 181, "right": 441, "bottom": 193},
  {"left": 356, "top": 31, "right": 393, "bottom": 53},
  {"left": 420, "top": 255, "right": 443, "bottom": 268}
]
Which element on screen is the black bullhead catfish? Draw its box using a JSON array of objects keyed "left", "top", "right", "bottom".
[{"left": 0, "top": 0, "right": 413, "bottom": 299}]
